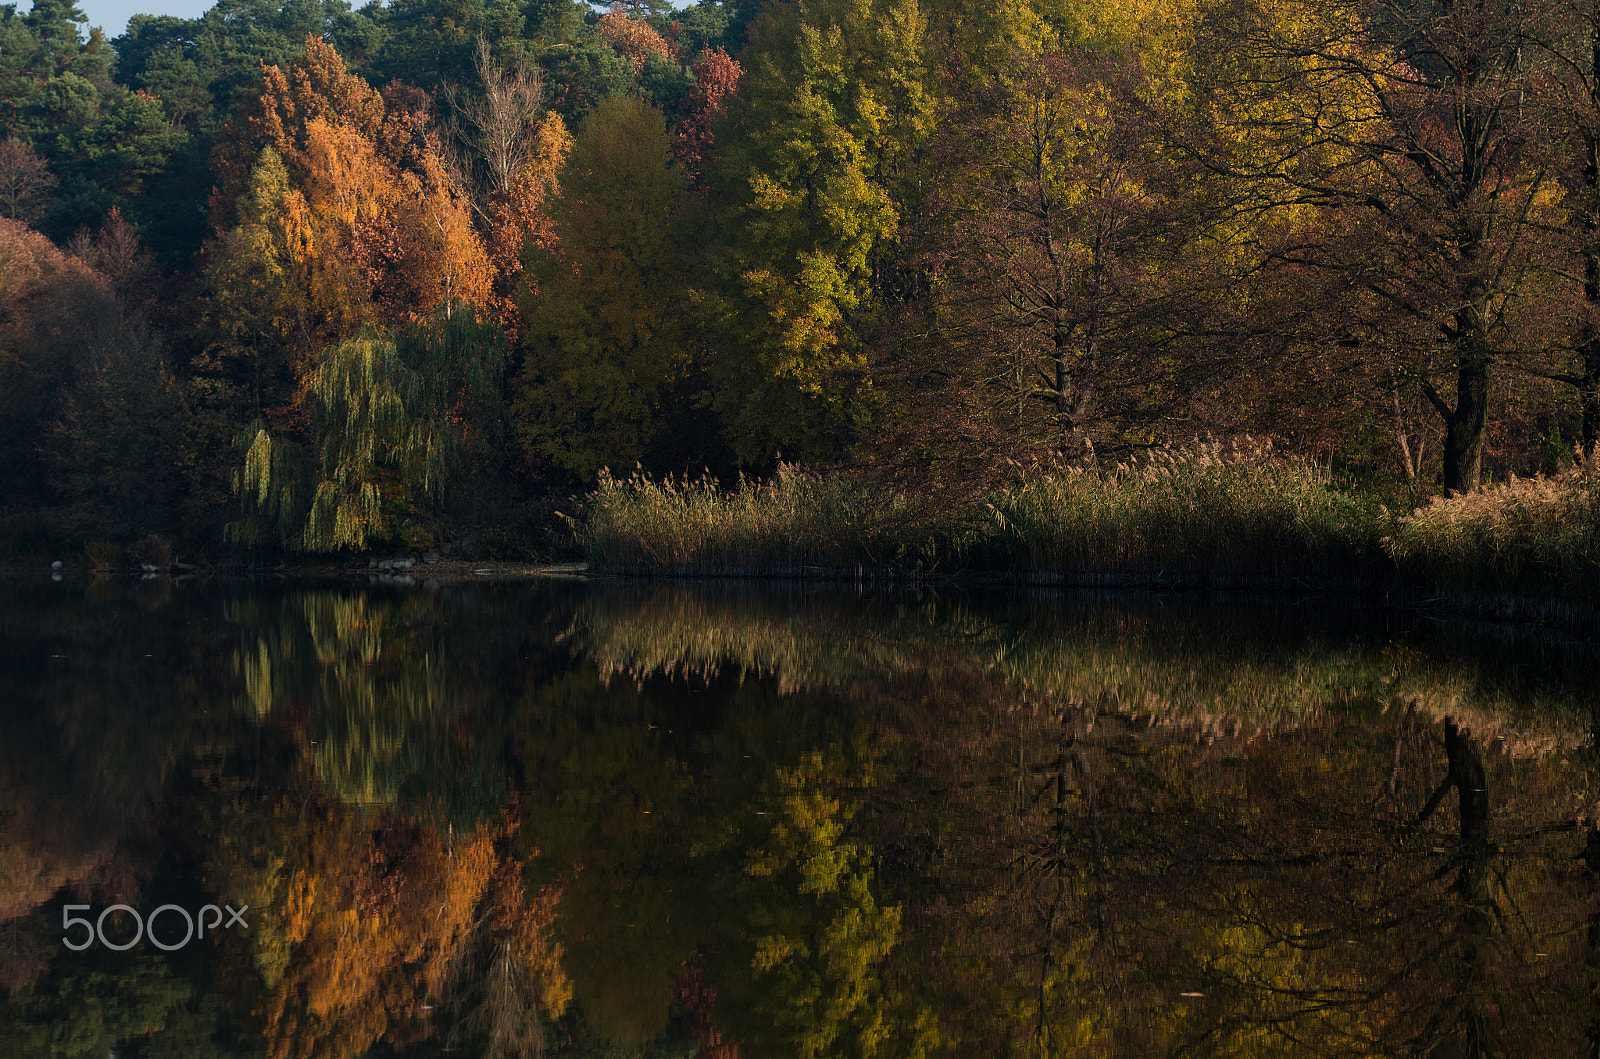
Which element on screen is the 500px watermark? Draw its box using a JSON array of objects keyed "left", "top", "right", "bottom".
[{"left": 61, "top": 903, "right": 249, "bottom": 951}]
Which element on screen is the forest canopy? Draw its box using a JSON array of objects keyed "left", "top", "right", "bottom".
[{"left": 0, "top": 0, "right": 1595, "bottom": 557}]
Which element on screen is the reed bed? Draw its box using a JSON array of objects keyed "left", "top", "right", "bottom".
[
  {"left": 573, "top": 464, "right": 956, "bottom": 572},
  {"left": 1384, "top": 457, "right": 1600, "bottom": 600},
  {"left": 980, "top": 439, "right": 1387, "bottom": 578},
  {"left": 575, "top": 442, "right": 1600, "bottom": 607},
  {"left": 577, "top": 441, "right": 1387, "bottom": 582}
]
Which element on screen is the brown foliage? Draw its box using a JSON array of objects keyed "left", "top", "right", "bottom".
[
  {"left": 597, "top": 7, "right": 676, "bottom": 71},
  {"left": 66, "top": 208, "right": 155, "bottom": 309},
  {"left": 0, "top": 139, "right": 57, "bottom": 224},
  {"left": 672, "top": 47, "right": 742, "bottom": 183},
  {"left": 0, "top": 217, "right": 123, "bottom": 503}
]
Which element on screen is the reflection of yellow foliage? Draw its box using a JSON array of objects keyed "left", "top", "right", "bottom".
[
  {"left": 739, "top": 747, "right": 903, "bottom": 1059},
  {"left": 229, "top": 592, "right": 508, "bottom": 812}
]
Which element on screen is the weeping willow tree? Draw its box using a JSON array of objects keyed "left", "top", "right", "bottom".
[{"left": 231, "top": 305, "right": 506, "bottom": 551}]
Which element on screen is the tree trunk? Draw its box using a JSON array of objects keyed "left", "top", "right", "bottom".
[
  {"left": 1581, "top": 196, "right": 1600, "bottom": 451},
  {"left": 1583, "top": 40, "right": 1600, "bottom": 454},
  {"left": 1438, "top": 719, "right": 1495, "bottom": 1055},
  {"left": 1581, "top": 328, "right": 1600, "bottom": 456},
  {"left": 1441, "top": 350, "right": 1490, "bottom": 495}
]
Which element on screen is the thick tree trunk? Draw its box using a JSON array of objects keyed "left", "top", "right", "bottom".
[
  {"left": 1441, "top": 350, "right": 1490, "bottom": 496},
  {"left": 1581, "top": 237, "right": 1600, "bottom": 453}
]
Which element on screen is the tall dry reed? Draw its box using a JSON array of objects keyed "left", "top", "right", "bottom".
[
  {"left": 576, "top": 442, "right": 1390, "bottom": 582},
  {"left": 573, "top": 464, "right": 957, "bottom": 572},
  {"left": 1384, "top": 455, "right": 1600, "bottom": 600},
  {"left": 980, "top": 439, "right": 1387, "bottom": 578}
]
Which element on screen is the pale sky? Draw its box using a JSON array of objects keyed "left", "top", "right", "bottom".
[
  {"left": 63, "top": 0, "right": 688, "bottom": 43},
  {"left": 74, "top": 0, "right": 212, "bottom": 41}
]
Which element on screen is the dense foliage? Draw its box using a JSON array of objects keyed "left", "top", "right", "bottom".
[{"left": 2, "top": 0, "right": 1597, "bottom": 560}]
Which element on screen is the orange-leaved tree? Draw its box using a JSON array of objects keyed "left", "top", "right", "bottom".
[
  {"left": 204, "top": 36, "right": 495, "bottom": 409},
  {"left": 596, "top": 6, "right": 677, "bottom": 71}
]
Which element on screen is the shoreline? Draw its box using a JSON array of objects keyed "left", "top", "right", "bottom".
[
  {"left": 7, "top": 558, "right": 1593, "bottom": 638},
  {"left": 582, "top": 562, "right": 1600, "bottom": 636}
]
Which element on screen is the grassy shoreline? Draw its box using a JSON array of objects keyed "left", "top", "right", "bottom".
[{"left": 572, "top": 446, "right": 1600, "bottom": 628}]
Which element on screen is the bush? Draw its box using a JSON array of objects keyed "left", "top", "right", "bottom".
[{"left": 84, "top": 539, "right": 121, "bottom": 572}]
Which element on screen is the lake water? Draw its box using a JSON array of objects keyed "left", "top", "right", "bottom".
[{"left": 3, "top": 577, "right": 1599, "bottom": 1057}]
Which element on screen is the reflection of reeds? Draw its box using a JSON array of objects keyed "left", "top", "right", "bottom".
[
  {"left": 1384, "top": 458, "right": 1600, "bottom": 601},
  {"left": 571, "top": 586, "right": 1592, "bottom": 756}
]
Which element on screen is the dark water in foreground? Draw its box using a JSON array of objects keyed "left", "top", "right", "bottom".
[{"left": 3, "top": 577, "right": 1600, "bottom": 1058}]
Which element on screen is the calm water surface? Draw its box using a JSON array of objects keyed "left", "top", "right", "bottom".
[{"left": 3, "top": 578, "right": 1599, "bottom": 1057}]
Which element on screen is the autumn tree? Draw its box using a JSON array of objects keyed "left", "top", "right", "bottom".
[
  {"left": 511, "top": 95, "right": 706, "bottom": 483},
  {"left": 928, "top": 28, "right": 1209, "bottom": 459},
  {"left": 443, "top": 35, "right": 573, "bottom": 336},
  {"left": 596, "top": 6, "right": 676, "bottom": 72},
  {"left": 0, "top": 217, "right": 122, "bottom": 517},
  {"left": 204, "top": 37, "right": 498, "bottom": 505},
  {"left": 1189, "top": 0, "right": 1558, "bottom": 492},
  {"left": 704, "top": 0, "right": 939, "bottom": 464},
  {"left": 444, "top": 34, "right": 548, "bottom": 207},
  {"left": 0, "top": 139, "right": 57, "bottom": 223},
  {"left": 671, "top": 46, "right": 743, "bottom": 184},
  {"left": 1524, "top": 0, "right": 1600, "bottom": 451},
  {"left": 208, "top": 35, "right": 387, "bottom": 230}
]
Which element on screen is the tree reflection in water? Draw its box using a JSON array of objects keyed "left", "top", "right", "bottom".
[{"left": 0, "top": 579, "right": 1596, "bottom": 1057}]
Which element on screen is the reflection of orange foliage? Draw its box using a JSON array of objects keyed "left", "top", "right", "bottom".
[
  {"left": 264, "top": 811, "right": 489, "bottom": 1057},
  {"left": 0, "top": 762, "right": 149, "bottom": 995},
  {"left": 255, "top": 803, "right": 567, "bottom": 1059},
  {"left": 675, "top": 964, "right": 742, "bottom": 1059},
  {"left": 0, "top": 839, "right": 122, "bottom": 994},
  {"left": 597, "top": 8, "right": 675, "bottom": 71}
]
